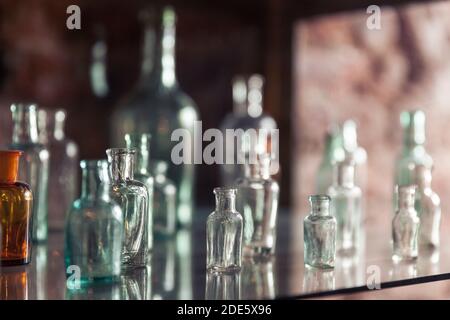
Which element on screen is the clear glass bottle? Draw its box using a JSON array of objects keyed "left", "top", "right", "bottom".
[
  {"left": 65, "top": 160, "right": 123, "bottom": 285},
  {"left": 206, "top": 187, "right": 243, "bottom": 273},
  {"left": 0, "top": 150, "right": 33, "bottom": 266},
  {"left": 303, "top": 195, "right": 336, "bottom": 269},
  {"left": 236, "top": 155, "right": 279, "bottom": 256},
  {"left": 220, "top": 75, "right": 277, "bottom": 187},
  {"left": 151, "top": 160, "right": 176, "bottom": 238},
  {"left": 327, "top": 161, "right": 362, "bottom": 254},
  {"left": 414, "top": 165, "right": 440, "bottom": 249},
  {"left": 205, "top": 271, "right": 240, "bottom": 300},
  {"left": 124, "top": 133, "right": 154, "bottom": 251},
  {"left": 8, "top": 103, "right": 49, "bottom": 243},
  {"left": 394, "top": 110, "right": 433, "bottom": 209},
  {"left": 392, "top": 185, "right": 419, "bottom": 262},
  {"left": 107, "top": 148, "right": 150, "bottom": 267},
  {"left": 110, "top": 7, "right": 199, "bottom": 228},
  {"left": 38, "top": 109, "right": 79, "bottom": 231},
  {"left": 316, "top": 125, "right": 344, "bottom": 194},
  {"left": 341, "top": 120, "right": 367, "bottom": 195}
]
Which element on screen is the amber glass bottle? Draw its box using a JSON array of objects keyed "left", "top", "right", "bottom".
[{"left": 0, "top": 150, "right": 33, "bottom": 266}]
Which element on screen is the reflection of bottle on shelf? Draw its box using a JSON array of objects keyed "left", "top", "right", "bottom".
[
  {"left": 205, "top": 271, "right": 240, "bottom": 300},
  {"left": 176, "top": 230, "right": 192, "bottom": 299},
  {"left": 152, "top": 238, "right": 176, "bottom": 299},
  {"left": 0, "top": 268, "right": 29, "bottom": 300},
  {"left": 302, "top": 268, "right": 335, "bottom": 294},
  {"left": 110, "top": 6, "right": 199, "bottom": 228},
  {"left": 241, "top": 257, "right": 276, "bottom": 299},
  {"left": 121, "top": 266, "right": 152, "bottom": 300},
  {"left": 65, "top": 283, "right": 121, "bottom": 300},
  {"left": 38, "top": 109, "right": 79, "bottom": 231}
]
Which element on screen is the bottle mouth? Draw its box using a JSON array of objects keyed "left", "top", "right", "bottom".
[
  {"left": 0, "top": 150, "right": 23, "bottom": 156},
  {"left": 213, "top": 187, "right": 237, "bottom": 195},
  {"left": 0, "top": 150, "right": 23, "bottom": 183}
]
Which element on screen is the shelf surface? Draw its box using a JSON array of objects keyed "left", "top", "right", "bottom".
[{"left": 0, "top": 208, "right": 448, "bottom": 300}]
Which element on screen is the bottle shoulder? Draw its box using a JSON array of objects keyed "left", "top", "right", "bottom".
[
  {"left": 208, "top": 210, "right": 243, "bottom": 222},
  {"left": 69, "top": 199, "right": 123, "bottom": 222},
  {"left": 0, "top": 182, "right": 33, "bottom": 198},
  {"left": 304, "top": 214, "right": 336, "bottom": 224}
]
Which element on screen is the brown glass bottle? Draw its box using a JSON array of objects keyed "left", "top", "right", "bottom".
[{"left": 0, "top": 150, "right": 33, "bottom": 266}]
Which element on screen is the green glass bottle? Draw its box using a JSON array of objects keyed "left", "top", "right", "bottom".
[
  {"left": 65, "top": 160, "right": 123, "bottom": 285},
  {"left": 124, "top": 133, "right": 154, "bottom": 251},
  {"left": 110, "top": 7, "right": 199, "bottom": 228}
]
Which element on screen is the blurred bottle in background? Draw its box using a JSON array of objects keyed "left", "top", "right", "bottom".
[
  {"left": 38, "top": 109, "right": 79, "bottom": 231},
  {"left": 110, "top": 7, "right": 199, "bottom": 228},
  {"left": 9, "top": 103, "right": 49, "bottom": 243},
  {"left": 220, "top": 74, "right": 277, "bottom": 187}
]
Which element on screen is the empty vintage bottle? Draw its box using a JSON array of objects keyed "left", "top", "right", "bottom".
[
  {"left": 206, "top": 188, "right": 243, "bottom": 273},
  {"left": 107, "top": 148, "right": 150, "bottom": 267},
  {"left": 38, "top": 109, "right": 79, "bottom": 231},
  {"left": 328, "top": 161, "right": 362, "bottom": 254},
  {"left": 8, "top": 103, "right": 49, "bottom": 243},
  {"left": 392, "top": 185, "right": 419, "bottom": 262},
  {"left": 394, "top": 110, "right": 433, "bottom": 209},
  {"left": 316, "top": 125, "right": 344, "bottom": 194},
  {"left": 220, "top": 75, "right": 277, "bottom": 187},
  {"left": 124, "top": 133, "right": 154, "bottom": 251},
  {"left": 151, "top": 160, "right": 176, "bottom": 237},
  {"left": 414, "top": 165, "right": 440, "bottom": 249},
  {"left": 110, "top": 7, "right": 199, "bottom": 227},
  {"left": 304, "top": 195, "right": 336, "bottom": 269},
  {"left": 236, "top": 155, "right": 279, "bottom": 256},
  {"left": 0, "top": 150, "right": 33, "bottom": 266},
  {"left": 65, "top": 160, "right": 123, "bottom": 284}
]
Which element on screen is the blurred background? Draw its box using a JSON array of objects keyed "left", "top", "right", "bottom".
[{"left": 0, "top": 0, "right": 449, "bottom": 218}]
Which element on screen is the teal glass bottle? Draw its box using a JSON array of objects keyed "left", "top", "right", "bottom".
[
  {"left": 8, "top": 103, "right": 49, "bottom": 243},
  {"left": 124, "top": 133, "right": 154, "bottom": 251},
  {"left": 106, "top": 148, "right": 150, "bottom": 268},
  {"left": 303, "top": 195, "right": 336, "bottom": 269},
  {"left": 394, "top": 110, "right": 433, "bottom": 209},
  {"left": 65, "top": 160, "right": 123, "bottom": 285},
  {"left": 151, "top": 160, "right": 177, "bottom": 237},
  {"left": 110, "top": 7, "right": 199, "bottom": 228}
]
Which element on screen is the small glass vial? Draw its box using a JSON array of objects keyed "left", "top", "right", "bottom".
[
  {"left": 151, "top": 160, "right": 177, "bottom": 238},
  {"left": 303, "top": 195, "right": 336, "bottom": 269},
  {"left": 236, "top": 155, "right": 279, "bottom": 256},
  {"left": 206, "top": 187, "right": 243, "bottom": 273},
  {"left": 414, "top": 165, "right": 441, "bottom": 249},
  {"left": 8, "top": 103, "right": 49, "bottom": 243},
  {"left": 0, "top": 150, "right": 33, "bottom": 266},
  {"left": 38, "top": 108, "right": 79, "bottom": 231},
  {"left": 328, "top": 161, "right": 362, "bottom": 254},
  {"left": 392, "top": 185, "right": 419, "bottom": 262},
  {"left": 65, "top": 160, "right": 123, "bottom": 285},
  {"left": 107, "top": 148, "right": 150, "bottom": 268},
  {"left": 125, "top": 133, "right": 154, "bottom": 251}
]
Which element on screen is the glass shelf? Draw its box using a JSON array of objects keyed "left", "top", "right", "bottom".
[{"left": 0, "top": 208, "right": 448, "bottom": 300}]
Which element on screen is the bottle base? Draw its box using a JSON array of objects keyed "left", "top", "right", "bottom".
[{"left": 0, "top": 258, "right": 31, "bottom": 266}]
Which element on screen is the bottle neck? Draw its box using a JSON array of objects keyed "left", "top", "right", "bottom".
[
  {"left": 398, "top": 187, "right": 415, "bottom": 210},
  {"left": 310, "top": 200, "right": 330, "bottom": 216},
  {"left": 215, "top": 193, "right": 236, "bottom": 212},
  {"left": 12, "top": 104, "right": 39, "bottom": 144},
  {"left": 125, "top": 135, "right": 150, "bottom": 175},
  {"left": 81, "top": 166, "right": 109, "bottom": 200},
  {"left": 333, "top": 163, "right": 355, "bottom": 188},
  {"left": 108, "top": 152, "right": 135, "bottom": 183},
  {"left": 139, "top": 8, "right": 177, "bottom": 90},
  {"left": 232, "top": 76, "right": 247, "bottom": 116}
]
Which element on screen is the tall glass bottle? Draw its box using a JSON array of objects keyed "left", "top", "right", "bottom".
[
  {"left": 303, "top": 195, "right": 336, "bottom": 269},
  {"left": 220, "top": 75, "right": 277, "bottom": 187},
  {"left": 110, "top": 7, "right": 199, "bottom": 228},
  {"left": 206, "top": 188, "right": 243, "bottom": 273},
  {"left": 392, "top": 185, "right": 419, "bottom": 262},
  {"left": 394, "top": 110, "right": 433, "bottom": 209},
  {"left": 316, "top": 125, "right": 344, "bottom": 194},
  {"left": 124, "top": 133, "right": 154, "bottom": 251},
  {"left": 65, "top": 160, "right": 123, "bottom": 284},
  {"left": 38, "top": 109, "right": 79, "bottom": 231},
  {"left": 0, "top": 150, "right": 33, "bottom": 266},
  {"left": 414, "top": 165, "right": 440, "bottom": 249},
  {"left": 327, "top": 161, "right": 362, "bottom": 254},
  {"left": 107, "top": 148, "right": 149, "bottom": 268},
  {"left": 151, "top": 160, "right": 176, "bottom": 237},
  {"left": 8, "top": 103, "right": 49, "bottom": 243},
  {"left": 341, "top": 120, "right": 367, "bottom": 196},
  {"left": 236, "top": 155, "right": 279, "bottom": 256}
]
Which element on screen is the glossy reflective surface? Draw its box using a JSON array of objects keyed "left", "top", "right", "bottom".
[{"left": 2, "top": 208, "right": 450, "bottom": 299}]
